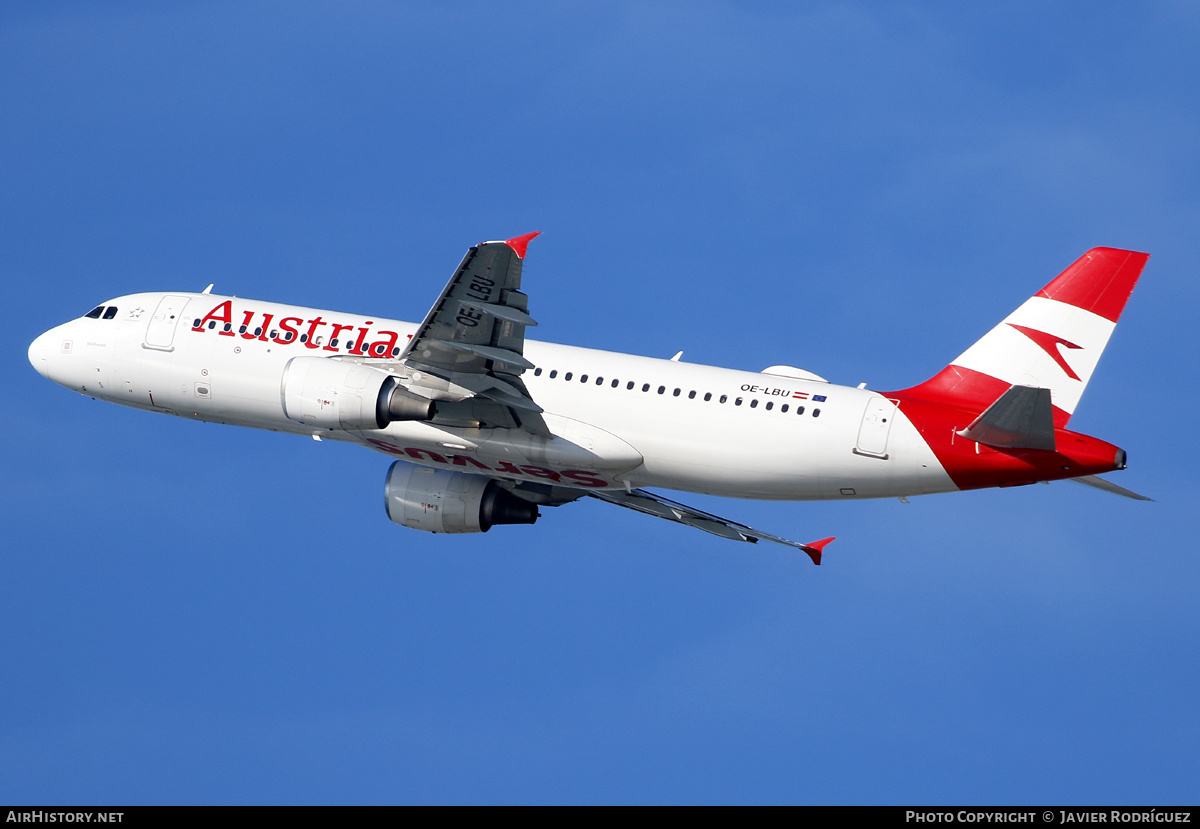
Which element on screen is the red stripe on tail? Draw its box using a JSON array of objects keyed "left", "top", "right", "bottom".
[{"left": 1036, "top": 247, "right": 1149, "bottom": 323}]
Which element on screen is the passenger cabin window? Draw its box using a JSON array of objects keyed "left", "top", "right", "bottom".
[
  {"left": 85, "top": 306, "right": 104, "bottom": 319},
  {"left": 534, "top": 368, "right": 543, "bottom": 376},
  {"left": 565, "top": 372, "right": 573, "bottom": 381},
  {"left": 103, "top": 307, "right": 118, "bottom": 320}
]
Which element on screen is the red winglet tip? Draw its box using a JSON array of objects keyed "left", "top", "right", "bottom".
[
  {"left": 802, "top": 536, "right": 836, "bottom": 566},
  {"left": 504, "top": 231, "right": 541, "bottom": 259}
]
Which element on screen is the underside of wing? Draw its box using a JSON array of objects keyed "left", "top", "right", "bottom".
[
  {"left": 383, "top": 232, "right": 550, "bottom": 436},
  {"left": 590, "top": 488, "right": 835, "bottom": 564}
]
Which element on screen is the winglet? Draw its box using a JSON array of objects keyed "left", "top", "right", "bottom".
[
  {"left": 504, "top": 231, "right": 541, "bottom": 259},
  {"left": 801, "top": 536, "right": 836, "bottom": 566}
]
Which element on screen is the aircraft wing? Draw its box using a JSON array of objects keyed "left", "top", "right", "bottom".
[
  {"left": 590, "top": 488, "right": 835, "bottom": 565},
  {"left": 397, "top": 232, "right": 550, "bottom": 436}
]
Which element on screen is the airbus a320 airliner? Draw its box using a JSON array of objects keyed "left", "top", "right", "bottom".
[{"left": 27, "top": 235, "right": 1150, "bottom": 564}]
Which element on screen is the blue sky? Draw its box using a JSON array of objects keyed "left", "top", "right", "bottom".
[{"left": 3, "top": 1, "right": 1198, "bottom": 804}]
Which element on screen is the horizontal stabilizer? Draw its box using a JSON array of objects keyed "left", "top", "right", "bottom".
[
  {"left": 957, "top": 384, "right": 1056, "bottom": 450},
  {"left": 1071, "top": 474, "right": 1154, "bottom": 501}
]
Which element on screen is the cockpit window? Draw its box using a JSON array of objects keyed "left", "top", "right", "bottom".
[
  {"left": 102, "top": 306, "right": 118, "bottom": 320},
  {"left": 84, "top": 306, "right": 104, "bottom": 319}
]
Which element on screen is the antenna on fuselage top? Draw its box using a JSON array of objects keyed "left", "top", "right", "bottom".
[{"left": 202, "top": 284, "right": 213, "bottom": 294}]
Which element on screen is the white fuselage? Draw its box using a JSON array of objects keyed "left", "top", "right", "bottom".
[{"left": 29, "top": 291, "right": 957, "bottom": 501}]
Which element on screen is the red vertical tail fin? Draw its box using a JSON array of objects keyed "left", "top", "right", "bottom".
[{"left": 894, "top": 248, "right": 1148, "bottom": 425}]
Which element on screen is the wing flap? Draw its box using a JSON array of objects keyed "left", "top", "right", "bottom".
[
  {"left": 453, "top": 373, "right": 544, "bottom": 413},
  {"left": 435, "top": 339, "right": 535, "bottom": 371},
  {"left": 456, "top": 298, "right": 538, "bottom": 327}
]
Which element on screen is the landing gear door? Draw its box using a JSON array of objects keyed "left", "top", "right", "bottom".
[
  {"left": 855, "top": 396, "right": 897, "bottom": 459},
  {"left": 144, "top": 295, "right": 190, "bottom": 352}
]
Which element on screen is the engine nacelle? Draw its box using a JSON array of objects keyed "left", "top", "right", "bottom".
[
  {"left": 384, "top": 460, "right": 539, "bottom": 534},
  {"left": 281, "top": 356, "right": 434, "bottom": 430}
]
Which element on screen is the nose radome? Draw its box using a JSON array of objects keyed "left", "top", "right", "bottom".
[{"left": 28, "top": 331, "right": 50, "bottom": 378}]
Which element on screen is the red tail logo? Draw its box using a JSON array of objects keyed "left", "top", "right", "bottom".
[{"left": 1007, "top": 324, "right": 1083, "bottom": 381}]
